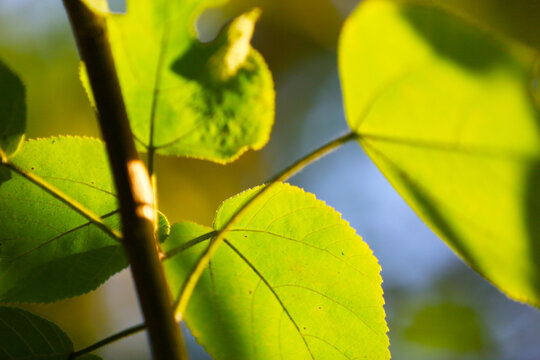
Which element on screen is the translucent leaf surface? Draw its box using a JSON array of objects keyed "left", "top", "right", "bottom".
[
  {"left": 339, "top": 0, "right": 540, "bottom": 306},
  {"left": 0, "top": 60, "right": 25, "bottom": 157},
  {"left": 0, "top": 306, "right": 102, "bottom": 360},
  {"left": 164, "top": 183, "right": 389, "bottom": 359},
  {"left": 0, "top": 137, "right": 123, "bottom": 302},
  {"left": 82, "top": 1, "right": 274, "bottom": 163}
]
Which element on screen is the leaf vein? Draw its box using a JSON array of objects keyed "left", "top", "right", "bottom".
[{"left": 224, "top": 240, "right": 315, "bottom": 360}]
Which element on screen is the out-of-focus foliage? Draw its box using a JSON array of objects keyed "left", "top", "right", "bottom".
[
  {"left": 0, "top": 306, "right": 103, "bottom": 360},
  {"left": 0, "top": 61, "right": 25, "bottom": 157},
  {"left": 340, "top": 0, "right": 540, "bottom": 307},
  {"left": 216, "top": 0, "right": 343, "bottom": 49},
  {"left": 422, "top": 0, "right": 540, "bottom": 50},
  {"left": 404, "top": 302, "right": 488, "bottom": 353},
  {"left": 164, "top": 183, "right": 389, "bottom": 359}
]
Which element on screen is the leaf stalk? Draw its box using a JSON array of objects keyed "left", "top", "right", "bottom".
[
  {"left": 69, "top": 323, "right": 146, "bottom": 359},
  {"left": 173, "top": 131, "right": 359, "bottom": 318}
]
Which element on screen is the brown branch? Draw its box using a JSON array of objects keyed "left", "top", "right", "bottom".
[{"left": 61, "top": 1, "right": 186, "bottom": 359}]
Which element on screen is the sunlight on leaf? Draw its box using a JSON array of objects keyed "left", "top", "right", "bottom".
[
  {"left": 82, "top": 0, "right": 110, "bottom": 13},
  {"left": 0, "top": 136, "right": 172, "bottom": 302},
  {"left": 339, "top": 0, "right": 540, "bottom": 306},
  {"left": 164, "top": 183, "right": 389, "bottom": 360},
  {"left": 0, "top": 306, "right": 102, "bottom": 360},
  {"left": 81, "top": 0, "right": 274, "bottom": 163},
  {"left": 0, "top": 137, "right": 123, "bottom": 302},
  {"left": 0, "top": 60, "right": 25, "bottom": 158}
]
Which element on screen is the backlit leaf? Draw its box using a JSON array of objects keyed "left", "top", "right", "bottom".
[
  {"left": 0, "top": 137, "right": 123, "bottom": 302},
  {"left": 164, "top": 183, "right": 389, "bottom": 359},
  {"left": 0, "top": 306, "right": 102, "bottom": 360},
  {"left": 0, "top": 60, "right": 25, "bottom": 158},
  {"left": 81, "top": 1, "right": 275, "bottom": 163},
  {"left": 339, "top": 0, "right": 540, "bottom": 306},
  {"left": 0, "top": 136, "right": 172, "bottom": 302}
]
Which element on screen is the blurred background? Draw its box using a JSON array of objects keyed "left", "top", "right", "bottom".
[{"left": 1, "top": 0, "right": 540, "bottom": 359}]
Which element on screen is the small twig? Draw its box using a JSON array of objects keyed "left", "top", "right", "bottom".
[
  {"left": 69, "top": 323, "right": 146, "bottom": 359},
  {"left": 162, "top": 230, "right": 218, "bottom": 260}
]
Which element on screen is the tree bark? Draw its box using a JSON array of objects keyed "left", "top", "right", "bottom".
[{"left": 62, "top": 1, "right": 186, "bottom": 359}]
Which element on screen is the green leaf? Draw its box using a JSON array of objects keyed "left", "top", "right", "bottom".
[
  {"left": 339, "top": 0, "right": 540, "bottom": 306},
  {"left": 0, "top": 60, "right": 25, "bottom": 157},
  {"left": 403, "top": 302, "right": 488, "bottom": 353},
  {"left": 0, "top": 306, "right": 102, "bottom": 360},
  {"left": 0, "top": 137, "right": 124, "bottom": 302},
  {"left": 81, "top": 2, "right": 275, "bottom": 163},
  {"left": 164, "top": 183, "right": 389, "bottom": 359}
]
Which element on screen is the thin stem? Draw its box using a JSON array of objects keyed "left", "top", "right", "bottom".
[
  {"left": 162, "top": 230, "right": 218, "bottom": 260},
  {"left": 62, "top": 1, "right": 186, "bottom": 359},
  {"left": 69, "top": 323, "right": 146, "bottom": 359},
  {"left": 64, "top": 132, "right": 358, "bottom": 356},
  {"left": 69, "top": 230, "right": 215, "bottom": 357},
  {"left": 1, "top": 161, "right": 121, "bottom": 241},
  {"left": 173, "top": 131, "right": 359, "bottom": 318}
]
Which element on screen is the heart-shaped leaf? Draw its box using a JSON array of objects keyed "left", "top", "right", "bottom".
[
  {"left": 339, "top": 0, "right": 540, "bottom": 306},
  {"left": 164, "top": 183, "right": 389, "bottom": 359}
]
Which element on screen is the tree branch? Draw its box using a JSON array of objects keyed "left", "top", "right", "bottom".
[{"left": 61, "top": 1, "right": 186, "bottom": 359}]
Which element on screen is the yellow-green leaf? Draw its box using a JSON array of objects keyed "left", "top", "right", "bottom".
[
  {"left": 339, "top": 0, "right": 540, "bottom": 306},
  {"left": 164, "top": 183, "right": 389, "bottom": 360},
  {"left": 0, "top": 137, "right": 123, "bottom": 302},
  {"left": 81, "top": 1, "right": 275, "bottom": 163},
  {"left": 0, "top": 136, "right": 172, "bottom": 302}
]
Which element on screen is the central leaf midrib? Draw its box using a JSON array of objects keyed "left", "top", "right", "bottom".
[
  {"left": 147, "top": 0, "right": 174, "bottom": 152},
  {"left": 224, "top": 239, "right": 316, "bottom": 360}
]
